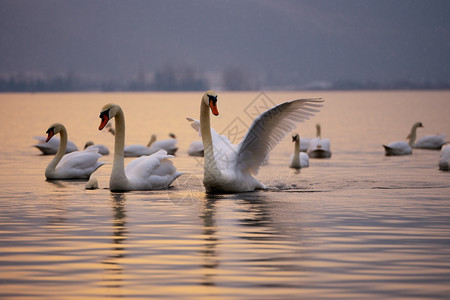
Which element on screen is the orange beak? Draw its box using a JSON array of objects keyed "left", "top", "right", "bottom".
[
  {"left": 99, "top": 114, "right": 109, "bottom": 130},
  {"left": 45, "top": 130, "right": 54, "bottom": 143},
  {"left": 209, "top": 101, "right": 219, "bottom": 116}
]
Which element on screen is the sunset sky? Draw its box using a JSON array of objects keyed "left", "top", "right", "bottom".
[{"left": 1, "top": 0, "right": 449, "bottom": 87}]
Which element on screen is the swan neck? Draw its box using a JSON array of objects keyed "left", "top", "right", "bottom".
[
  {"left": 316, "top": 124, "right": 321, "bottom": 138},
  {"left": 112, "top": 107, "right": 127, "bottom": 181},
  {"left": 200, "top": 101, "right": 220, "bottom": 175},
  {"left": 408, "top": 125, "right": 418, "bottom": 146},
  {"left": 45, "top": 127, "right": 67, "bottom": 177},
  {"left": 147, "top": 135, "right": 156, "bottom": 147},
  {"left": 294, "top": 138, "right": 300, "bottom": 155},
  {"left": 290, "top": 139, "right": 300, "bottom": 168}
]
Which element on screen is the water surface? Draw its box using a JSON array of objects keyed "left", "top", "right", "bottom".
[{"left": 0, "top": 91, "right": 449, "bottom": 299}]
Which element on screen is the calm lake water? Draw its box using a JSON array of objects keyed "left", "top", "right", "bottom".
[{"left": 0, "top": 91, "right": 449, "bottom": 299}]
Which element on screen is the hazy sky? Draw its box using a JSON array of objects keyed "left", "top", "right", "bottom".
[{"left": 1, "top": 0, "right": 450, "bottom": 86}]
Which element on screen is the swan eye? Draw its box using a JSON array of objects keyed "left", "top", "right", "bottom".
[
  {"left": 208, "top": 95, "right": 217, "bottom": 105},
  {"left": 99, "top": 109, "right": 110, "bottom": 120}
]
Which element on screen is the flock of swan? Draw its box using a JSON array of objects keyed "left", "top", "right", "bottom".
[{"left": 34, "top": 90, "right": 449, "bottom": 194}]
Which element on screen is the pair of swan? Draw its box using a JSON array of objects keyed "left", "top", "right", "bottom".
[
  {"left": 307, "top": 124, "right": 332, "bottom": 158},
  {"left": 44, "top": 123, "right": 105, "bottom": 180},
  {"left": 383, "top": 122, "right": 447, "bottom": 156},
  {"left": 124, "top": 134, "right": 178, "bottom": 157},
  {"left": 383, "top": 122, "right": 423, "bottom": 156},
  {"left": 290, "top": 133, "right": 309, "bottom": 169}
]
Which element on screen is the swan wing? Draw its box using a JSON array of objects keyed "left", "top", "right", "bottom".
[
  {"left": 125, "top": 150, "right": 181, "bottom": 189},
  {"left": 236, "top": 98, "right": 323, "bottom": 175},
  {"left": 186, "top": 117, "right": 201, "bottom": 136},
  {"left": 56, "top": 148, "right": 104, "bottom": 173}
]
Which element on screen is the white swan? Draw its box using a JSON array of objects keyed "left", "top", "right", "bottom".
[
  {"left": 186, "top": 118, "right": 204, "bottom": 156},
  {"left": 307, "top": 123, "right": 331, "bottom": 158},
  {"left": 188, "top": 141, "right": 204, "bottom": 157},
  {"left": 383, "top": 122, "right": 423, "bottom": 156},
  {"left": 414, "top": 134, "right": 447, "bottom": 149},
  {"left": 438, "top": 144, "right": 450, "bottom": 171},
  {"left": 84, "top": 141, "right": 110, "bottom": 155},
  {"left": 44, "top": 123, "right": 105, "bottom": 180},
  {"left": 290, "top": 133, "right": 309, "bottom": 169},
  {"left": 33, "top": 136, "right": 78, "bottom": 155},
  {"left": 198, "top": 91, "right": 322, "bottom": 193},
  {"left": 98, "top": 103, "right": 182, "bottom": 191},
  {"left": 124, "top": 134, "right": 178, "bottom": 157},
  {"left": 149, "top": 134, "right": 178, "bottom": 155}
]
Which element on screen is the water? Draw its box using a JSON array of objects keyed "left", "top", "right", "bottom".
[{"left": 0, "top": 91, "right": 449, "bottom": 299}]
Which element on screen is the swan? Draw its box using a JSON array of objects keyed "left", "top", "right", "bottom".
[
  {"left": 148, "top": 134, "right": 178, "bottom": 155},
  {"left": 124, "top": 134, "right": 178, "bottom": 157},
  {"left": 186, "top": 118, "right": 204, "bottom": 156},
  {"left": 44, "top": 123, "right": 105, "bottom": 180},
  {"left": 198, "top": 91, "right": 322, "bottom": 193},
  {"left": 414, "top": 134, "right": 447, "bottom": 149},
  {"left": 290, "top": 133, "right": 309, "bottom": 169},
  {"left": 307, "top": 123, "right": 331, "bottom": 158},
  {"left": 188, "top": 141, "right": 204, "bottom": 157},
  {"left": 33, "top": 136, "right": 78, "bottom": 155},
  {"left": 98, "top": 103, "right": 182, "bottom": 191},
  {"left": 383, "top": 122, "right": 423, "bottom": 156},
  {"left": 84, "top": 141, "right": 110, "bottom": 155},
  {"left": 438, "top": 144, "right": 450, "bottom": 171}
]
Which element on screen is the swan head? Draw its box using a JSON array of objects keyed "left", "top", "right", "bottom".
[
  {"left": 99, "top": 103, "right": 120, "bottom": 130},
  {"left": 413, "top": 122, "right": 424, "bottom": 129},
  {"left": 292, "top": 133, "right": 299, "bottom": 142},
  {"left": 45, "top": 123, "right": 64, "bottom": 142},
  {"left": 169, "top": 133, "right": 176, "bottom": 139},
  {"left": 84, "top": 141, "right": 94, "bottom": 149},
  {"left": 203, "top": 91, "right": 219, "bottom": 116}
]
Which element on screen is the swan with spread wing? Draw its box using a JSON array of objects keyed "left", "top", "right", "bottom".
[{"left": 197, "top": 91, "right": 323, "bottom": 193}]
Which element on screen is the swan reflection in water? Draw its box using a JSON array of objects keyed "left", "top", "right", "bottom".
[
  {"left": 199, "top": 192, "right": 297, "bottom": 288},
  {"left": 101, "top": 193, "right": 127, "bottom": 291}
]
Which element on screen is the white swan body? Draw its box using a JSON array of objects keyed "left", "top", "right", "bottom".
[
  {"left": 33, "top": 136, "right": 78, "bottom": 155},
  {"left": 124, "top": 134, "right": 178, "bottom": 157},
  {"left": 44, "top": 123, "right": 105, "bottom": 180},
  {"left": 188, "top": 141, "right": 204, "bottom": 157},
  {"left": 438, "top": 144, "right": 450, "bottom": 171},
  {"left": 383, "top": 122, "right": 423, "bottom": 156},
  {"left": 307, "top": 124, "right": 331, "bottom": 158},
  {"left": 383, "top": 141, "right": 412, "bottom": 156},
  {"left": 124, "top": 144, "right": 151, "bottom": 157},
  {"left": 98, "top": 103, "right": 182, "bottom": 191},
  {"left": 414, "top": 134, "right": 447, "bottom": 149},
  {"left": 198, "top": 91, "right": 323, "bottom": 193},
  {"left": 148, "top": 135, "right": 178, "bottom": 155},
  {"left": 84, "top": 141, "right": 110, "bottom": 155},
  {"left": 290, "top": 133, "right": 309, "bottom": 169}
]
